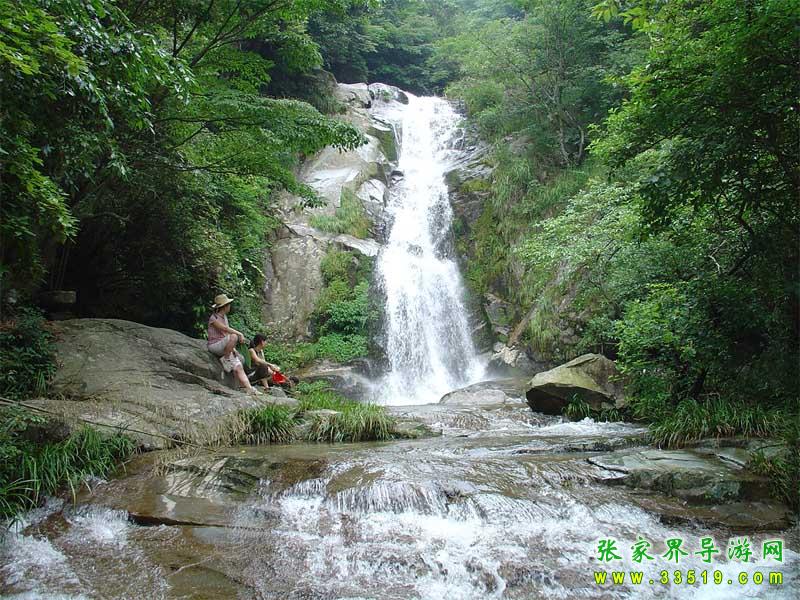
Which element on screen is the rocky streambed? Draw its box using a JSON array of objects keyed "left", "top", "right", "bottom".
[{"left": 2, "top": 382, "right": 797, "bottom": 599}]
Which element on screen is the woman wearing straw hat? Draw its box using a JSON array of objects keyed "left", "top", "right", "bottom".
[{"left": 207, "top": 294, "right": 258, "bottom": 394}]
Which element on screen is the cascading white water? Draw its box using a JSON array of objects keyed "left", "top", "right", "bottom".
[{"left": 375, "top": 95, "right": 485, "bottom": 405}]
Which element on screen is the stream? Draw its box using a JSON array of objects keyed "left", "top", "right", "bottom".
[{"left": 1, "top": 400, "right": 797, "bottom": 599}]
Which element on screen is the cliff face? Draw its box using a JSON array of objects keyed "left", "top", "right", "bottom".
[
  {"left": 443, "top": 128, "right": 586, "bottom": 376},
  {"left": 261, "top": 83, "right": 405, "bottom": 341},
  {"left": 260, "top": 85, "right": 580, "bottom": 376}
]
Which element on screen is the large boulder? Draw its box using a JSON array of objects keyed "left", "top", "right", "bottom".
[
  {"left": 30, "top": 319, "right": 291, "bottom": 449},
  {"left": 438, "top": 378, "right": 528, "bottom": 406},
  {"left": 525, "top": 353, "right": 623, "bottom": 415}
]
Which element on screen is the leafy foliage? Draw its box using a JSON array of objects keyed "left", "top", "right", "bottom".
[
  {"left": 309, "top": 0, "right": 462, "bottom": 94},
  {"left": 450, "top": 0, "right": 798, "bottom": 466},
  {"left": 0, "top": 308, "right": 56, "bottom": 400},
  {"left": 310, "top": 189, "right": 372, "bottom": 239},
  {"left": 439, "top": 0, "right": 634, "bottom": 166},
  {"left": 1, "top": 0, "right": 365, "bottom": 333},
  {"left": 311, "top": 249, "right": 376, "bottom": 361}
]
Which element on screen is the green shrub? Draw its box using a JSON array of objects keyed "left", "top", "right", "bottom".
[
  {"left": 314, "top": 333, "right": 368, "bottom": 363},
  {"left": 258, "top": 333, "right": 367, "bottom": 370},
  {"left": 309, "top": 249, "right": 375, "bottom": 364},
  {"left": 319, "top": 281, "right": 370, "bottom": 335},
  {"left": 260, "top": 341, "right": 318, "bottom": 371},
  {"left": 0, "top": 308, "right": 56, "bottom": 400},
  {"left": 310, "top": 188, "right": 371, "bottom": 239}
]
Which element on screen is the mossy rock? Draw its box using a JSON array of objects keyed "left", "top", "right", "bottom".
[{"left": 369, "top": 121, "right": 398, "bottom": 163}]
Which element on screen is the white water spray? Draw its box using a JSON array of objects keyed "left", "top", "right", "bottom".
[{"left": 375, "top": 95, "right": 485, "bottom": 405}]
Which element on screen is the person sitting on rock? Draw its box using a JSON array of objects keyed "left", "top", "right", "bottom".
[
  {"left": 247, "top": 334, "right": 294, "bottom": 391},
  {"left": 207, "top": 294, "right": 258, "bottom": 394}
]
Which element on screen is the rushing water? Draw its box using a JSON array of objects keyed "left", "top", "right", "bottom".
[
  {"left": 2, "top": 404, "right": 798, "bottom": 599},
  {"left": 374, "top": 95, "right": 485, "bottom": 405}
]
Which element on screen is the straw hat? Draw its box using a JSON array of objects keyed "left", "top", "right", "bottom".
[{"left": 211, "top": 294, "right": 234, "bottom": 309}]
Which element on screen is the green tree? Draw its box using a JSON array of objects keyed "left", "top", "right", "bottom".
[{"left": 1, "top": 0, "right": 365, "bottom": 334}]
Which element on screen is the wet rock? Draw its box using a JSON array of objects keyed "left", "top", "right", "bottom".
[
  {"left": 525, "top": 353, "right": 623, "bottom": 415},
  {"left": 368, "top": 119, "right": 399, "bottom": 163},
  {"left": 440, "top": 388, "right": 508, "bottom": 406},
  {"left": 488, "top": 343, "right": 543, "bottom": 378},
  {"left": 438, "top": 379, "right": 529, "bottom": 406},
  {"left": 355, "top": 179, "right": 390, "bottom": 240},
  {"left": 390, "top": 417, "right": 440, "bottom": 439},
  {"left": 78, "top": 452, "right": 268, "bottom": 528},
  {"left": 631, "top": 495, "right": 793, "bottom": 532},
  {"left": 368, "top": 82, "right": 409, "bottom": 105},
  {"left": 588, "top": 448, "right": 772, "bottom": 504},
  {"left": 513, "top": 433, "right": 647, "bottom": 455},
  {"left": 295, "top": 359, "right": 373, "bottom": 399},
  {"left": 32, "top": 319, "right": 279, "bottom": 449}
]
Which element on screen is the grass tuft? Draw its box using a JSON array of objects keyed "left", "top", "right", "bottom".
[
  {"left": 295, "top": 381, "right": 393, "bottom": 443},
  {"left": 646, "top": 397, "right": 782, "bottom": 448},
  {"left": 236, "top": 405, "right": 298, "bottom": 445},
  {"left": 305, "top": 403, "right": 392, "bottom": 443},
  {"left": 1, "top": 415, "right": 135, "bottom": 520},
  {"left": 232, "top": 382, "right": 395, "bottom": 446}
]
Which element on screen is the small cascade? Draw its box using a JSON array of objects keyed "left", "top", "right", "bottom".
[{"left": 375, "top": 95, "right": 485, "bottom": 405}]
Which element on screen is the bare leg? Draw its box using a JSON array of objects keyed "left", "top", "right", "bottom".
[
  {"left": 233, "top": 364, "right": 254, "bottom": 391},
  {"left": 223, "top": 334, "right": 238, "bottom": 355},
  {"left": 259, "top": 378, "right": 270, "bottom": 392}
]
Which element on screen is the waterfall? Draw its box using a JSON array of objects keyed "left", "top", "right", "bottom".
[{"left": 375, "top": 95, "right": 485, "bottom": 405}]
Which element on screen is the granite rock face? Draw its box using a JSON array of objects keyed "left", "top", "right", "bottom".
[
  {"left": 31, "top": 319, "right": 291, "bottom": 449},
  {"left": 262, "top": 82, "right": 406, "bottom": 341}
]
